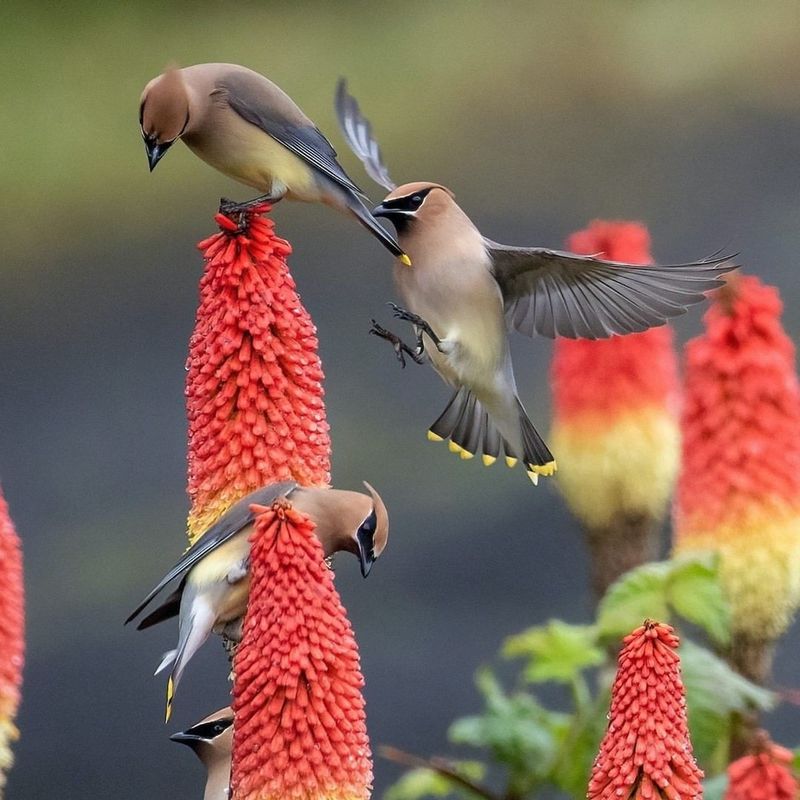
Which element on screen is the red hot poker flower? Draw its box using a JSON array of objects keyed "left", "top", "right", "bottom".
[
  {"left": 588, "top": 621, "right": 703, "bottom": 800},
  {"left": 551, "top": 221, "right": 680, "bottom": 597},
  {"left": 725, "top": 732, "right": 798, "bottom": 800},
  {"left": 674, "top": 274, "right": 800, "bottom": 645},
  {"left": 186, "top": 205, "right": 331, "bottom": 542},
  {"left": 232, "top": 503, "right": 372, "bottom": 800},
  {"left": 0, "top": 489, "right": 23, "bottom": 789}
]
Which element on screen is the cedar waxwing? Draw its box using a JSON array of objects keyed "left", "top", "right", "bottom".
[
  {"left": 125, "top": 480, "right": 388, "bottom": 721},
  {"left": 139, "top": 63, "right": 408, "bottom": 263},
  {"left": 335, "top": 80, "right": 737, "bottom": 485},
  {"left": 170, "top": 707, "right": 233, "bottom": 800}
]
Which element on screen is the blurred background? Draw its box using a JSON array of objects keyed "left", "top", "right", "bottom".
[{"left": 2, "top": 1, "right": 800, "bottom": 797}]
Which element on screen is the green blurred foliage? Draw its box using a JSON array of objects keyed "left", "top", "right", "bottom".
[{"left": 385, "top": 554, "right": 776, "bottom": 800}]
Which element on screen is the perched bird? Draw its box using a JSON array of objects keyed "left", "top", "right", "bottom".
[
  {"left": 335, "top": 80, "right": 737, "bottom": 484},
  {"left": 139, "top": 63, "right": 408, "bottom": 263},
  {"left": 171, "top": 707, "right": 233, "bottom": 800},
  {"left": 125, "top": 480, "right": 388, "bottom": 720}
]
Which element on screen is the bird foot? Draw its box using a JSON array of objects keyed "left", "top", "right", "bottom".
[
  {"left": 218, "top": 194, "right": 281, "bottom": 217},
  {"left": 387, "top": 303, "right": 445, "bottom": 352},
  {"left": 370, "top": 320, "right": 424, "bottom": 368}
]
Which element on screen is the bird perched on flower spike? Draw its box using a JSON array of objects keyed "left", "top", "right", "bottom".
[
  {"left": 125, "top": 481, "right": 388, "bottom": 721},
  {"left": 139, "top": 63, "right": 408, "bottom": 263},
  {"left": 335, "top": 80, "right": 737, "bottom": 485}
]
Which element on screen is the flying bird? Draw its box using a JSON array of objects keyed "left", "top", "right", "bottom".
[
  {"left": 125, "top": 480, "right": 388, "bottom": 721},
  {"left": 171, "top": 707, "right": 233, "bottom": 800},
  {"left": 139, "top": 63, "right": 408, "bottom": 263},
  {"left": 335, "top": 79, "right": 737, "bottom": 485}
]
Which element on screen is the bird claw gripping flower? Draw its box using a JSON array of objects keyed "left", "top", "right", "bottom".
[
  {"left": 0, "top": 490, "right": 23, "bottom": 792},
  {"left": 231, "top": 507, "right": 372, "bottom": 800},
  {"left": 588, "top": 621, "right": 703, "bottom": 800},
  {"left": 186, "top": 203, "right": 331, "bottom": 543},
  {"left": 674, "top": 274, "right": 800, "bottom": 660},
  {"left": 725, "top": 732, "right": 798, "bottom": 800}
]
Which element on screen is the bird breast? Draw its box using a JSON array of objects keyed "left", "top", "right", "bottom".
[
  {"left": 183, "top": 110, "right": 318, "bottom": 198},
  {"left": 393, "top": 253, "right": 507, "bottom": 389}
]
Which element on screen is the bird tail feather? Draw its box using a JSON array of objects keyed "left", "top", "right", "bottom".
[
  {"left": 345, "top": 195, "right": 409, "bottom": 262},
  {"left": 427, "top": 388, "right": 556, "bottom": 484},
  {"left": 163, "top": 596, "right": 215, "bottom": 723}
]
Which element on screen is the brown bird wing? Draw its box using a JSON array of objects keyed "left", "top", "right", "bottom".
[
  {"left": 486, "top": 240, "right": 737, "bottom": 339},
  {"left": 334, "top": 79, "right": 397, "bottom": 191},
  {"left": 218, "top": 70, "right": 363, "bottom": 195},
  {"left": 124, "top": 481, "right": 297, "bottom": 625}
]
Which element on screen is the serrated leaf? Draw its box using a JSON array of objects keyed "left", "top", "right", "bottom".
[
  {"left": 384, "top": 763, "right": 487, "bottom": 800},
  {"left": 503, "top": 621, "right": 604, "bottom": 683},
  {"left": 667, "top": 554, "right": 731, "bottom": 646},
  {"left": 680, "top": 639, "right": 775, "bottom": 767},
  {"left": 449, "top": 668, "right": 567, "bottom": 790},
  {"left": 597, "top": 562, "right": 671, "bottom": 639}
]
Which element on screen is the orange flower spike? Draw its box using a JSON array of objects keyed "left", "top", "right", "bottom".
[
  {"left": 725, "top": 732, "right": 798, "bottom": 800},
  {"left": 231, "top": 505, "right": 372, "bottom": 800},
  {"left": 551, "top": 221, "right": 680, "bottom": 530},
  {"left": 674, "top": 274, "right": 800, "bottom": 643},
  {"left": 588, "top": 621, "right": 703, "bottom": 800},
  {"left": 0, "top": 489, "right": 24, "bottom": 789},
  {"left": 186, "top": 205, "right": 331, "bottom": 542}
]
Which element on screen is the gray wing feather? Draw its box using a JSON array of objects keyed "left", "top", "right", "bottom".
[
  {"left": 125, "top": 481, "right": 297, "bottom": 625},
  {"left": 219, "top": 72, "right": 363, "bottom": 195},
  {"left": 487, "top": 240, "right": 738, "bottom": 339},
  {"left": 334, "top": 79, "right": 396, "bottom": 191}
]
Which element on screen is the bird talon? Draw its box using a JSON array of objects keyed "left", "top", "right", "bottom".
[{"left": 387, "top": 303, "right": 443, "bottom": 347}]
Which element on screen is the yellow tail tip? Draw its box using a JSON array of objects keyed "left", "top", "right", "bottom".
[
  {"left": 448, "top": 440, "right": 462, "bottom": 454},
  {"left": 528, "top": 460, "right": 557, "bottom": 477},
  {"left": 482, "top": 454, "right": 497, "bottom": 466},
  {"left": 165, "top": 677, "right": 175, "bottom": 723},
  {"left": 459, "top": 449, "right": 474, "bottom": 460},
  {"left": 399, "top": 254, "right": 412, "bottom": 267},
  {"left": 505, "top": 456, "right": 518, "bottom": 468},
  {"left": 427, "top": 430, "right": 444, "bottom": 442}
]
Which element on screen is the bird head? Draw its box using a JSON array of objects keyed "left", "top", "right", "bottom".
[
  {"left": 352, "top": 482, "right": 389, "bottom": 578},
  {"left": 139, "top": 67, "right": 190, "bottom": 172},
  {"left": 372, "top": 182, "right": 455, "bottom": 234},
  {"left": 170, "top": 706, "right": 233, "bottom": 765}
]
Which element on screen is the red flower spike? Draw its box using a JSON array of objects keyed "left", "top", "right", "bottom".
[
  {"left": 0, "top": 489, "right": 24, "bottom": 788},
  {"left": 674, "top": 274, "right": 800, "bottom": 642},
  {"left": 725, "top": 732, "right": 798, "bottom": 800},
  {"left": 186, "top": 206, "right": 331, "bottom": 541},
  {"left": 588, "top": 621, "right": 703, "bottom": 800},
  {"left": 231, "top": 505, "right": 372, "bottom": 800},
  {"left": 551, "top": 221, "right": 680, "bottom": 531}
]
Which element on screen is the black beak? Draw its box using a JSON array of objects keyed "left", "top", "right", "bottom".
[
  {"left": 371, "top": 202, "right": 400, "bottom": 220},
  {"left": 145, "top": 138, "right": 171, "bottom": 172},
  {"left": 170, "top": 731, "right": 203, "bottom": 748},
  {"left": 355, "top": 528, "right": 376, "bottom": 578}
]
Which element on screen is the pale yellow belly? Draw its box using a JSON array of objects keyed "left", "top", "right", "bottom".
[{"left": 184, "top": 124, "right": 319, "bottom": 200}]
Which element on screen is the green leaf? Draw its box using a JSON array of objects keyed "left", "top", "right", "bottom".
[
  {"left": 680, "top": 639, "right": 775, "bottom": 769},
  {"left": 384, "top": 764, "right": 487, "bottom": 800},
  {"left": 449, "top": 668, "right": 567, "bottom": 793},
  {"left": 503, "top": 621, "right": 605, "bottom": 683},
  {"left": 667, "top": 553, "right": 731, "bottom": 646},
  {"left": 549, "top": 711, "right": 607, "bottom": 799},
  {"left": 597, "top": 561, "right": 671, "bottom": 639}
]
